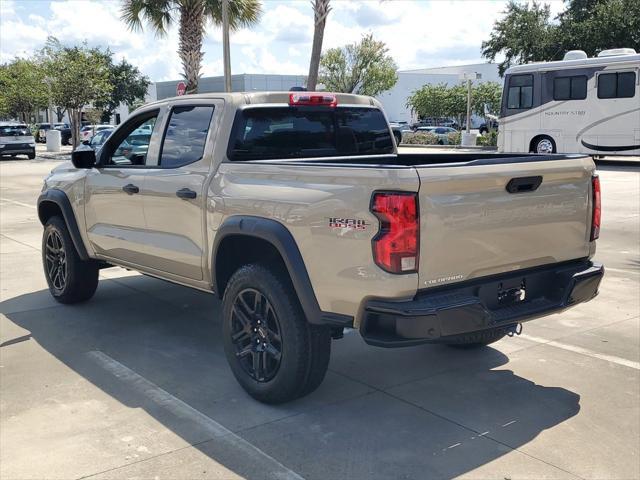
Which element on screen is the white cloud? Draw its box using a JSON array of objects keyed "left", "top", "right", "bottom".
[{"left": 0, "top": 0, "right": 561, "bottom": 80}]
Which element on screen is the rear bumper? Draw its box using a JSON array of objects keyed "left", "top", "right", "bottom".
[
  {"left": 0, "top": 145, "right": 35, "bottom": 156},
  {"left": 361, "top": 260, "right": 604, "bottom": 347}
]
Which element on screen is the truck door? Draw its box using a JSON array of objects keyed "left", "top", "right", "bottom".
[
  {"left": 84, "top": 110, "right": 162, "bottom": 266},
  {"left": 141, "top": 100, "right": 221, "bottom": 281}
]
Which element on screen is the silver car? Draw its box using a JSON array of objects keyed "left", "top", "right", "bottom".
[{"left": 0, "top": 124, "right": 36, "bottom": 159}]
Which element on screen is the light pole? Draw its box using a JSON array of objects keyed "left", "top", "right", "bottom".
[
  {"left": 222, "top": 0, "right": 232, "bottom": 93},
  {"left": 459, "top": 72, "right": 481, "bottom": 146}
]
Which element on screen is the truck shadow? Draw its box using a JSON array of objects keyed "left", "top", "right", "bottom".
[{"left": 0, "top": 274, "right": 581, "bottom": 480}]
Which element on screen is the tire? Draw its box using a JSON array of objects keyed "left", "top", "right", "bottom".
[
  {"left": 222, "top": 263, "right": 331, "bottom": 404},
  {"left": 42, "top": 216, "right": 99, "bottom": 304},
  {"left": 531, "top": 136, "right": 556, "bottom": 154},
  {"left": 28, "top": 153, "right": 35, "bottom": 159},
  {"left": 444, "top": 328, "right": 507, "bottom": 348}
]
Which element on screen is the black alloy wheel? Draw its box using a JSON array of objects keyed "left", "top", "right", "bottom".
[
  {"left": 230, "top": 288, "right": 283, "bottom": 382},
  {"left": 44, "top": 229, "right": 67, "bottom": 293}
]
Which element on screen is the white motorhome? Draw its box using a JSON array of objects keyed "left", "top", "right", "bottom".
[{"left": 498, "top": 48, "right": 639, "bottom": 155}]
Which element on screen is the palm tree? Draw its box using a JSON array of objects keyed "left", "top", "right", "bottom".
[
  {"left": 307, "top": 0, "right": 330, "bottom": 91},
  {"left": 121, "top": 0, "right": 261, "bottom": 94}
]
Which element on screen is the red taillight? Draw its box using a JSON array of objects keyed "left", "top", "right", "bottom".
[
  {"left": 371, "top": 192, "right": 419, "bottom": 274},
  {"left": 591, "top": 175, "right": 601, "bottom": 241},
  {"left": 289, "top": 93, "right": 337, "bottom": 107}
]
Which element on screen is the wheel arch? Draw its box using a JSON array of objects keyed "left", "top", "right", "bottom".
[
  {"left": 212, "top": 216, "right": 352, "bottom": 327},
  {"left": 37, "top": 189, "right": 90, "bottom": 260}
]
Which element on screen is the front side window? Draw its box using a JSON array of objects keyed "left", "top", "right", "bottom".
[
  {"left": 228, "top": 106, "right": 393, "bottom": 161},
  {"left": 554, "top": 75, "right": 587, "bottom": 100},
  {"left": 159, "top": 106, "right": 214, "bottom": 168},
  {"left": 106, "top": 115, "right": 157, "bottom": 166},
  {"left": 598, "top": 72, "right": 636, "bottom": 99},
  {"left": 507, "top": 74, "right": 534, "bottom": 109}
]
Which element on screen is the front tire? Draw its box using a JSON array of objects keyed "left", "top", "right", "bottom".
[
  {"left": 42, "top": 216, "right": 99, "bottom": 304},
  {"left": 222, "top": 263, "right": 331, "bottom": 404}
]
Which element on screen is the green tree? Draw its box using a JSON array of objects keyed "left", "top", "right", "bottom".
[
  {"left": 0, "top": 59, "right": 49, "bottom": 122},
  {"left": 482, "top": 0, "right": 640, "bottom": 76},
  {"left": 557, "top": 0, "right": 640, "bottom": 55},
  {"left": 95, "top": 58, "right": 150, "bottom": 122},
  {"left": 406, "top": 82, "right": 503, "bottom": 126},
  {"left": 471, "top": 81, "right": 503, "bottom": 117},
  {"left": 41, "top": 39, "right": 113, "bottom": 148},
  {"left": 481, "top": 0, "right": 556, "bottom": 76},
  {"left": 319, "top": 34, "right": 398, "bottom": 96},
  {"left": 121, "top": 0, "right": 262, "bottom": 95}
]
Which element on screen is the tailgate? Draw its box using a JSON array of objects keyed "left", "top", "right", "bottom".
[{"left": 415, "top": 156, "right": 595, "bottom": 289}]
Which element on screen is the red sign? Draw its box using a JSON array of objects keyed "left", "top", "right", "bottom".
[{"left": 176, "top": 81, "right": 186, "bottom": 96}]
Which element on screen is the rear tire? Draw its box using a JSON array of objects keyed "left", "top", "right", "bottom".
[
  {"left": 222, "top": 263, "right": 331, "bottom": 404},
  {"left": 531, "top": 136, "right": 556, "bottom": 154},
  {"left": 444, "top": 329, "right": 507, "bottom": 348},
  {"left": 42, "top": 216, "right": 99, "bottom": 304},
  {"left": 28, "top": 153, "right": 35, "bottom": 159}
]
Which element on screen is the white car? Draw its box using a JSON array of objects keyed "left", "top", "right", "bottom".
[{"left": 80, "top": 125, "right": 112, "bottom": 142}]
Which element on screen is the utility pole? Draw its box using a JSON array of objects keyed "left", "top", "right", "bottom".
[
  {"left": 466, "top": 78, "right": 472, "bottom": 134},
  {"left": 222, "top": 0, "right": 232, "bottom": 93}
]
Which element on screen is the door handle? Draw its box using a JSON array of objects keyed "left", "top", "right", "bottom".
[
  {"left": 506, "top": 176, "right": 543, "bottom": 194},
  {"left": 176, "top": 188, "right": 197, "bottom": 200},
  {"left": 122, "top": 183, "right": 139, "bottom": 195}
]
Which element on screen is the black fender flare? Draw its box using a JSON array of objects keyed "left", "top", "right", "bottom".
[
  {"left": 212, "top": 216, "right": 352, "bottom": 327},
  {"left": 37, "top": 189, "right": 90, "bottom": 261}
]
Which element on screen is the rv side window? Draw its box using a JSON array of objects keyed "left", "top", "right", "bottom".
[
  {"left": 553, "top": 75, "right": 587, "bottom": 100},
  {"left": 598, "top": 72, "right": 636, "bottom": 99},
  {"left": 507, "top": 74, "right": 533, "bottom": 109}
]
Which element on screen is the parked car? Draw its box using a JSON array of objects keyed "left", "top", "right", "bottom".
[
  {"left": 35, "top": 123, "right": 52, "bottom": 143},
  {"left": 479, "top": 119, "right": 499, "bottom": 135},
  {"left": 84, "top": 127, "right": 115, "bottom": 150},
  {"left": 416, "top": 126, "right": 459, "bottom": 144},
  {"left": 38, "top": 91, "right": 603, "bottom": 404},
  {"left": 56, "top": 126, "right": 73, "bottom": 146},
  {"left": 79, "top": 125, "right": 112, "bottom": 142},
  {"left": 389, "top": 122, "right": 412, "bottom": 145},
  {"left": 0, "top": 123, "right": 36, "bottom": 159}
]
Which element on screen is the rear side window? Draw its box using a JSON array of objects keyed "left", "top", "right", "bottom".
[
  {"left": 228, "top": 106, "right": 393, "bottom": 161},
  {"left": 160, "top": 105, "right": 214, "bottom": 168},
  {"left": 507, "top": 74, "right": 534, "bottom": 109},
  {"left": 553, "top": 75, "right": 587, "bottom": 100},
  {"left": 598, "top": 72, "right": 636, "bottom": 99}
]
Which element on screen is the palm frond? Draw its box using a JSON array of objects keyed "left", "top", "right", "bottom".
[
  {"left": 120, "top": 0, "right": 175, "bottom": 37},
  {"left": 204, "top": 0, "right": 262, "bottom": 31}
]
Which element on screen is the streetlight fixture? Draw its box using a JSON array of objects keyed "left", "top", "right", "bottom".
[{"left": 458, "top": 71, "right": 481, "bottom": 146}]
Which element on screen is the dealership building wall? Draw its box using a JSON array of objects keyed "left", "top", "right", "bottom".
[{"left": 148, "top": 63, "right": 500, "bottom": 126}]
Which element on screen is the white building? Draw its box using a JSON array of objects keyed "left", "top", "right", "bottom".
[{"left": 377, "top": 63, "right": 501, "bottom": 125}]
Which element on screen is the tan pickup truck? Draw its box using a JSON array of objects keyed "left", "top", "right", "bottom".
[{"left": 38, "top": 92, "right": 604, "bottom": 403}]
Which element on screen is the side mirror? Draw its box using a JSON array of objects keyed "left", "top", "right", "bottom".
[
  {"left": 82, "top": 140, "right": 90, "bottom": 146},
  {"left": 71, "top": 148, "right": 96, "bottom": 169}
]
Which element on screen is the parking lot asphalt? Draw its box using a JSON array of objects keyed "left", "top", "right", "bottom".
[{"left": 1, "top": 155, "right": 638, "bottom": 480}]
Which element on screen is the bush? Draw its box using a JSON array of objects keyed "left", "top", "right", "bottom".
[
  {"left": 401, "top": 131, "right": 439, "bottom": 145},
  {"left": 477, "top": 130, "right": 498, "bottom": 147},
  {"left": 447, "top": 131, "right": 461, "bottom": 145}
]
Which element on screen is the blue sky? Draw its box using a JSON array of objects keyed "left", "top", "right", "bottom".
[{"left": 0, "top": 0, "right": 565, "bottom": 82}]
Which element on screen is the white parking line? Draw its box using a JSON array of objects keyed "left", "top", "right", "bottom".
[
  {"left": 86, "top": 351, "right": 305, "bottom": 480},
  {"left": 521, "top": 334, "right": 640, "bottom": 370},
  {"left": 605, "top": 267, "right": 640, "bottom": 276},
  {"left": 0, "top": 197, "right": 36, "bottom": 209}
]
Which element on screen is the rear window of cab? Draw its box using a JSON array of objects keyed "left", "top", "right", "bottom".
[{"left": 228, "top": 106, "right": 394, "bottom": 161}]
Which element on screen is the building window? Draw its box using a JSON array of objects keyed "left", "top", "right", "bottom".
[
  {"left": 507, "top": 74, "right": 534, "bottom": 109},
  {"left": 598, "top": 72, "right": 636, "bottom": 99},
  {"left": 553, "top": 75, "right": 587, "bottom": 100}
]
